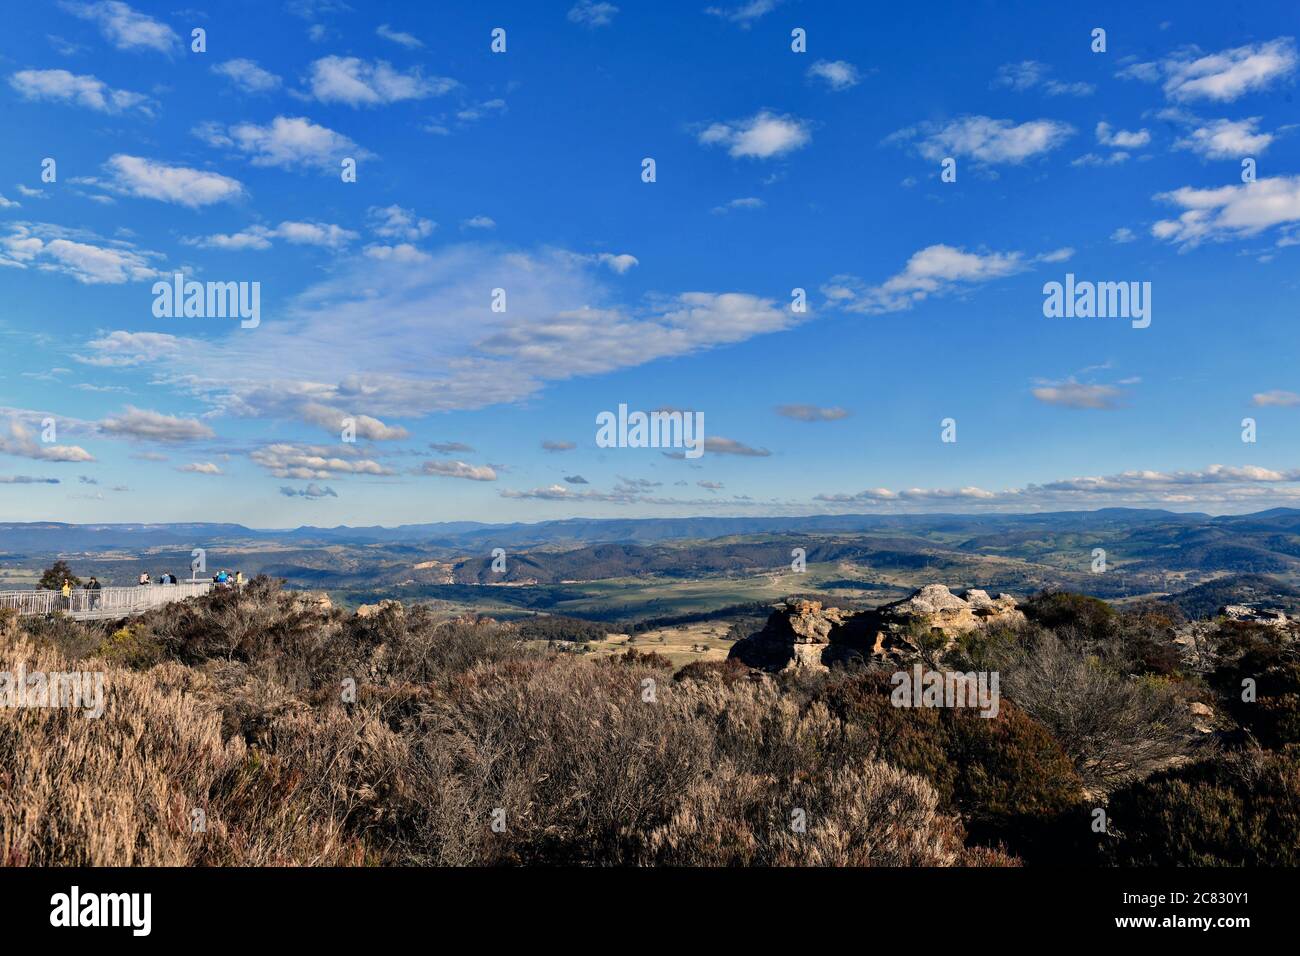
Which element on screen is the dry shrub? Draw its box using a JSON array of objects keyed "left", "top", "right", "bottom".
[
  {"left": 2, "top": 586, "right": 1021, "bottom": 867},
  {"left": 997, "top": 632, "right": 1200, "bottom": 791},
  {"left": 0, "top": 634, "right": 361, "bottom": 866},
  {"left": 1103, "top": 747, "right": 1300, "bottom": 866},
  {"left": 639, "top": 759, "right": 1000, "bottom": 866},
  {"left": 413, "top": 655, "right": 713, "bottom": 865}
]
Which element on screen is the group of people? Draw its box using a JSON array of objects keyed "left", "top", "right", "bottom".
[
  {"left": 138, "top": 572, "right": 180, "bottom": 585},
  {"left": 135, "top": 570, "right": 243, "bottom": 586}
]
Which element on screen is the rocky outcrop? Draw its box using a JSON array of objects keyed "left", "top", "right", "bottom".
[
  {"left": 1220, "top": 604, "right": 1291, "bottom": 628},
  {"left": 356, "top": 599, "right": 403, "bottom": 619},
  {"left": 729, "top": 585, "right": 1025, "bottom": 673}
]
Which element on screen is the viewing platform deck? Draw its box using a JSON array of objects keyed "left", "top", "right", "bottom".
[{"left": 0, "top": 582, "right": 213, "bottom": 621}]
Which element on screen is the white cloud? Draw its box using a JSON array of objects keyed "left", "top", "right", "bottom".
[
  {"left": 1152, "top": 175, "right": 1300, "bottom": 246},
  {"left": 711, "top": 197, "right": 764, "bottom": 214},
  {"left": 0, "top": 418, "right": 94, "bottom": 462},
  {"left": 1164, "top": 37, "right": 1297, "bottom": 102},
  {"left": 568, "top": 1, "right": 618, "bottom": 27},
  {"left": 1119, "top": 38, "right": 1297, "bottom": 102},
  {"left": 813, "top": 463, "right": 1300, "bottom": 510},
  {"left": 185, "top": 227, "right": 272, "bottom": 251},
  {"left": 992, "top": 60, "right": 1046, "bottom": 92},
  {"left": 1253, "top": 390, "right": 1300, "bottom": 407},
  {"left": 78, "top": 246, "right": 802, "bottom": 438},
  {"left": 1072, "top": 151, "right": 1130, "bottom": 167},
  {"left": 455, "top": 99, "right": 507, "bottom": 123},
  {"left": 102, "top": 154, "right": 243, "bottom": 207},
  {"left": 184, "top": 220, "right": 357, "bottom": 251},
  {"left": 704, "top": 0, "right": 779, "bottom": 26},
  {"left": 9, "top": 69, "right": 150, "bottom": 114},
  {"left": 306, "top": 56, "right": 455, "bottom": 106},
  {"left": 81, "top": 330, "right": 182, "bottom": 366},
  {"left": 823, "top": 243, "right": 1062, "bottom": 314},
  {"left": 375, "top": 23, "right": 423, "bottom": 48},
  {"left": 362, "top": 243, "right": 431, "bottom": 264},
  {"left": 1096, "top": 121, "right": 1151, "bottom": 148},
  {"left": 178, "top": 462, "right": 222, "bottom": 475},
  {"left": 212, "top": 59, "right": 281, "bottom": 93},
  {"left": 58, "top": 0, "right": 179, "bottom": 55},
  {"left": 249, "top": 443, "right": 393, "bottom": 480},
  {"left": 1031, "top": 379, "right": 1128, "bottom": 410},
  {"left": 597, "top": 253, "right": 638, "bottom": 273},
  {"left": 99, "top": 406, "right": 214, "bottom": 442},
  {"left": 461, "top": 216, "right": 496, "bottom": 230},
  {"left": 1174, "top": 117, "right": 1274, "bottom": 158},
  {"left": 299, "top": 403, "right": 408, "bottom": 440},
  {"left": 1044, "top": 80, "right": 1096, "bottom": 97},
  {"left": 0, "top": 222, "right": 159, "bottom": 283},
  {"left": 1111, "top": 227, "right": 1137, "bottom": 243},
  {"left": 368, "top": 204, "right": 435, "bottom": 240},
  {"left": 421, "top": 459, "right": 497, "bottom": 481},
  {"left": 196, "top": 116, "right": 364, "bottom": 171},
  {"left": 807, "top": 60, "right": 860, "bottom": 91},
  {"left": 887, "top": 115, "right": 1073, "bottom": 164},
  {"left": 274, "top": 221, "right": 358, "bottom": 248},
  {"left": 699, "top": 111, "right": 810, "bottom": 159}
]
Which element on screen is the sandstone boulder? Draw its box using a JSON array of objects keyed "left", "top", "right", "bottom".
[{"left": 729, "top": 585, "right": 1025, "bottom": 673}]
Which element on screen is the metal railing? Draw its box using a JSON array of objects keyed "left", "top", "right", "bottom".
[{"left": 0, "top": 582, "right": 213, "bottom": 620}]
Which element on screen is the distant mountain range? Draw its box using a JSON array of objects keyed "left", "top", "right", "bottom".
[
  {"left": 0, "top": 506, "right": 1260, "bottom": 551},
  {"left": 7, "top": 509, "right": 1300, "bottom": 600}
]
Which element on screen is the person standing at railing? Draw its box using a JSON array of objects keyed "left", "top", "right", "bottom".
[
  {"left": 61, "top": 578, "right": 72, "bottom": 611},
  {"left": 85, "top": 576, "right": 101, "bottom": 610}
]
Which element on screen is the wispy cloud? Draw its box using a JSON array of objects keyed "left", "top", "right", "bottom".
[
  {"left": 775, "top": 404, "right": 849, "bottom": 422},
  {"left": 212, "top": 59, "right": 282, "bottom": 93},
  {"left": 58, "top": 1, "right": 179, "bottom": 55},
  {"left": 807, "top": 60, "right": 860, "bottom": 91},
  {"left": 1253, "top": 390, "right": 1300, "bottom": 407},
  {"left": 992, "top": 60, "right": 1094, "bottom": 96},
  {"left": 420, "top": 459, "right": 497, "bottom": 481},
  {"left": 1152, "top": 175, "right": 1300, "bottom": 246},
  {"left": 375, "top": 23, "right": 423, "bottom": 48},
  {"left": 195, "top": 115, "right": 366, "bottom": 171},
  {"left": 99, "top": 154, "right": 244, "bottom": 207},
  {"left": 823, "top": 244, "right": 1070, "bottom": 315},
  {"left": 887, "top": 115, "right": 1074, "bottom": 164},
  {"left": 568, "top": 1, "right": 619, "bottom": 28},
  {"left": 1129, "top": 37, "right": 1297, "bottom": 102},
  {"left": 98, "top": 406, "right": 214, "bottom": 442},
  {"left": 9, "top": 69, "right": 152, "bottom": 114},
  {"left": 305, "top": 56, "right": 455, "bottom": 106}
]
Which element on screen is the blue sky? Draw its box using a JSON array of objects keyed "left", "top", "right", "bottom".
[{"left": 1, "top": 0, "right": 1299, "bottom": 526}]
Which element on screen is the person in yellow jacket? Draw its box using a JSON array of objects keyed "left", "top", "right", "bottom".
[{"left": 60, "top": 578, "right": 72, "bottom": 611}]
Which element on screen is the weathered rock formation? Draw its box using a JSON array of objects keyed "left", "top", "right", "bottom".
[
  {"left": 729, "top": 584, "right": 1025, "bottom": 673},
  {"left": 1220, "top": 604, "right": 1291, "bottom": 628}
]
